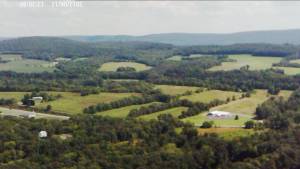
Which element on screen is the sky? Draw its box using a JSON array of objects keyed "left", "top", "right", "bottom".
[{"left": 1, "top": 1, "right": 300, "bottom": 36}]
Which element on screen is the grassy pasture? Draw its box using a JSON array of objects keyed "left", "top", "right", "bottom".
[
  {"left": 180, "top": 90, "right": 242, "bottom": 103},
  {"left": 99, "top": 62, "right": 152, "bottom": 72},
  {"left": 209, "top": 90, "right": 269, "bottom": 116},
  {"left": 290, "top": 59, "right": 300, "bottom": 64},
  {"left": 209, "top": 54, "right": 282, "bottom": 71},
  {"left": 181, "top": 89, "right": 292, "bottom": 127},
  {"left": 273, "top": 66, "right": 300, "bottom": 75},
  {"left": 155, "top": 85, "right": 200, "bottom": 96},
  {"left": 36, "top": 92, "right": 140, "bottom": 114},
  {"left": 167, "top": 56, "right": 182, "bottom": 61},
  {"left": 0, "top": 92, "right": 28, "bottom": 101},
  {"left": 97, "top": 102, "right": 161, "bottom": 118},
  {"left": 138, "top": 107, "right": 188, "bottom": 120},
  {"left": 0, "top": 54, "right": 56, "bottom": 73}
]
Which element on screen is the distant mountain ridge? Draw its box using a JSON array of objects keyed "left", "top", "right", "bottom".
[{"left": 64, "top": 29, "right": 300, "bottom": 46}]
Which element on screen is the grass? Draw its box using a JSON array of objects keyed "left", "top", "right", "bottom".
[
  {"left": 197, "top": 128, "right": 256, "bottom": 140},
  {"left": 97, "top": 102, "right": 161, "bottom": 118},
  {"left": 181, "top": 89, "right": 292, "bottom": 127},
  {"left": 167, "top": 56, "right": 182, "bottom": 61},
  {"left": 155, "top": 85, "right": 200, "bottom": 95},
  {"left": 290, "top": 59, "right": 300, "bottom": 64},
  {"left": 182, "top": 113, "right": 250, "bottom": 127},
  {"left": 36, "top": 92, "right": 140, "bottom": 114},
  {"left": 273, "top": 66, "right": 300, "bottom": 75},
  {"left": 0, "top": 54, "right": 56, "bottom": 73},
  {"left": 210, "top": 90, "right": 269, "bottom": 116},
  {"left": 209, "top": 54, "right": 282, "bottom": 71},
  {"left": 0, "top": 92, "right": 28, "bottom": 101},
  {"left": 180, "top": 90, "right": 242, "bottom": 103},
  {"left": 138, "top": 107, "right": 188, "bottom": 120},
  {"left": 99, "top": 62, "right": 152, "bottom": 72}
]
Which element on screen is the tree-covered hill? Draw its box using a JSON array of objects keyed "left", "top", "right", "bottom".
[{"left": 64, "top": 29, "right": 300, "bottom": 46}]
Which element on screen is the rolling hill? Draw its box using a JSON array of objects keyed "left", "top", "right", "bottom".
[{"left": 65, "top": 29, "right": 300, "bottom": 46}]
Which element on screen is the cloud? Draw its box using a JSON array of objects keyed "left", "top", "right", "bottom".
[{"left": 1, "top": 1, "right": 300, "bottom": 36}]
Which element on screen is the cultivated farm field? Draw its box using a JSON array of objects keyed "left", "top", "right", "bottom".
[{"left": 99, "top": 62, "right": 152, "bottom": 72}]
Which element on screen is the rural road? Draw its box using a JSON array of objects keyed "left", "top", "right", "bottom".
[{"left": 0, "top": 107, "right": 70, "bottom": 120}]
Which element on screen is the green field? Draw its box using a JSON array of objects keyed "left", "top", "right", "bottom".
[
  {"left": 97, "top": 102, "right": 161, "bottom": 118},
  {"left": 155, "top": 85, "right": 200, "bottom": 95},
  {"left": 167, "top": 55, "right": 182, "bottom": 61},
  {"left": 180, "top": 90, "right": 242, "bottom": 103},
  {"left": 290, "top": 59, "right": 300, "bottom": 64},
  {"left": 209, "top": 54, "right": 282, "bottom": 71},
  {"left": 273, "top": 66, "right": 300, "bottom": 75},
  {"left": 138, "top": 107, "right": 188, "bottom": 120},
  {"left": 181, "top": 89, "right": 292, "bottom": 127},
  {"left": 36, "top": 92, "right": 140, "bottom": 114},
  {"left": 209, "top": 90, "right": 269, "bottom": 116},
  {"left": 0, "top": 54, "right": 56, "bottom": 73},
  {"left": 0, "top": 92, "right": 28, "bottom": 100},
  {"left": 99, "top": 62, "right": 152, "bottom": 72}
]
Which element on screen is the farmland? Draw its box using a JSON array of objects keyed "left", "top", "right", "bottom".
[
  {"left": 36, "top": 92, "right": 140, "bottom": 114},
  {"left": 98, "top": 62, "right": 152, "bottom": 72},
  {"left": 0, "top": 92, "right": 28, "bottom": 100},
  {"left": 0, "top": 54, "right": 57, "bottom": 73},
  {"left": 155, "top": 85, "right": 200, "bottom": 95},
  {"left": 138, "top": 107, "right": 188, "bottom": 120},
  {"left": 209, "top": 54, "right": 282, "bottom": 71},
  {"left": 274, "top": 66, "right": 300, "bottom": 75},
  {"left": 197, "top": 128, "right": 256, "bottom": 140},
  {"left": 180, "top": 90, "right": 242, "bottom": 103},
  {"left": 97, "top": 102, "right": 161, "bottom": 118}
]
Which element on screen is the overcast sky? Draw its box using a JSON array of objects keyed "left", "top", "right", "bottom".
[{"left": 1, "top": 1, "right": 300, "bottom": 37}]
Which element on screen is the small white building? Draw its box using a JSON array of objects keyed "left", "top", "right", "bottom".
[
  {"left": 207, "top": 111, "right": 232, "bottom": 118},
  {"left": 32, "top": 97, "right": 43, "bottom": 101},
  {"left": 38, "top": 131, "right": 47, "bottom": 138}
]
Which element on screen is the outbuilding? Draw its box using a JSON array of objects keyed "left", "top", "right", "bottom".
[{"left": 207, "top": 110, "right": 232, "bottom": 118}]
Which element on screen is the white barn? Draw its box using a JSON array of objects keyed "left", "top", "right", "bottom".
[{"left": 207, "top": 111, "right": 232, "bottom": 118}]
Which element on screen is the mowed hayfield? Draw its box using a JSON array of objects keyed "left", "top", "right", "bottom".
[
  {"left": 155, "top": 85, "right": 200, "bottom": 95},
  {"left": 97, "top": 102, "right": 161, "bottom": 118},
  {"left": 181, "top": 89, "right": 293, "bottom": 127},
  {"left": 98, "top": 62, "right": 152, "bottom": 72},
  {"left": 0, "top": 92, "right": 28, "bottom": 100},
  {"left": 138, "top": 107, "right": 188, "bottom": 120},
  {"left": 180, "top": 90, "right": 242, "bottom": 103},
  {"left": 209, "top": 54, "right": 282, "bottom": 71},
  {"left": 0, "top": 54, "right": 57, "bottom": 73},
  {"left": 36, "top": 92, "right": 140, "bottom": 114},
  {"left": 273, "top": 66, "right": 300, "bottom": 75}
]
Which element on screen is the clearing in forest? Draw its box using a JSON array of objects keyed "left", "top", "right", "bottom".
[
  {"left": 0, "top": 54, "right": 57, "bottom": 73},
  {"left": 209, "top": 54, "right": 282, "bottom": 71},
  {"left": 98, "top": 62, "right": 152, "bottom": 72}
]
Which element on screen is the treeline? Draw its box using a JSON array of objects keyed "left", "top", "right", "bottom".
[
  {"left": 83, "top": 92, "right": 172, "bottom": 114},
  {"left": 0, "top": 98, "right": 16, "bottom": 106}
]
